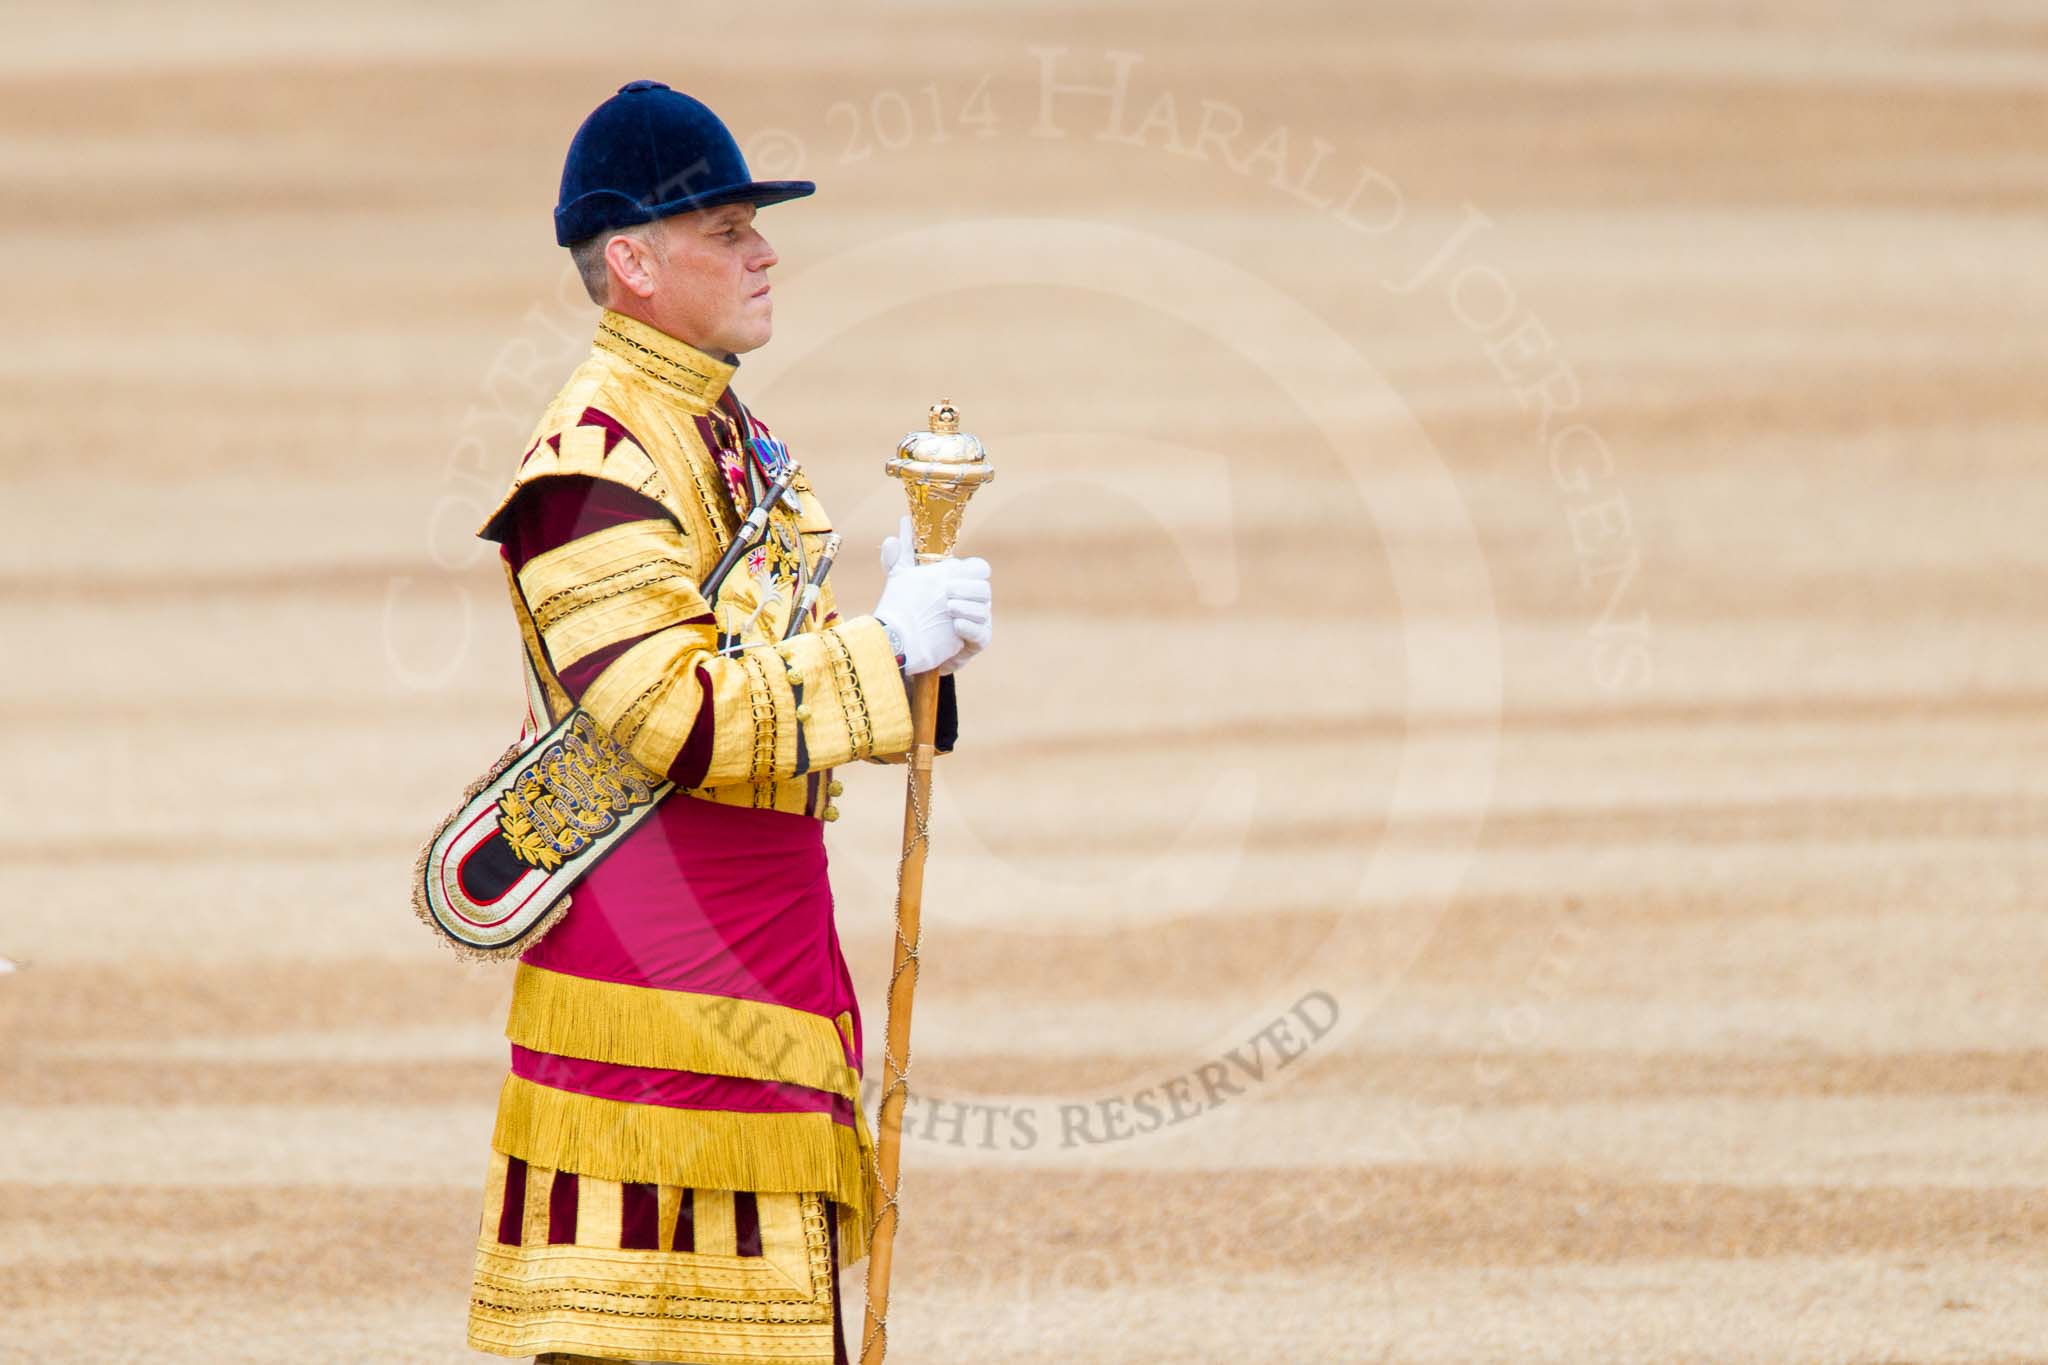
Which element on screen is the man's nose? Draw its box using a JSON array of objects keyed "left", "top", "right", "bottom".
[{"left": 749, "top": 231, "right": 778, "bottom": 271}]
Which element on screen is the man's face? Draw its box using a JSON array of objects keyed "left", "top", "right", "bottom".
[{"left": 618, "top": 202, "right": 779, "bottom": 357}]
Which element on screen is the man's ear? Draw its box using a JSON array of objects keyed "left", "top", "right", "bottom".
[{"left": 604, "top": 232, "right": 657, "bottom": 300}]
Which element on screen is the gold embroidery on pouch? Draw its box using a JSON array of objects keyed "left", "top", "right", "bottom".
[{"left": 496, "top": 712, "right": 662, "bottom": 871}]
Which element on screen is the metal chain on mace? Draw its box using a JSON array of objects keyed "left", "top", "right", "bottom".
[{"left": 859, "top": 401, "right": 993, "bottom": 1365}]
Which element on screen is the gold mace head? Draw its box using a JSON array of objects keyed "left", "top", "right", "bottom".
[{"left": 886, "top": 398, "right": 994, "bottom": 562}]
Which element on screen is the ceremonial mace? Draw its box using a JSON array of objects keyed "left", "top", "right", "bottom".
[{"left": 860, "top": 401, "right": 993, "bottom": 1365}]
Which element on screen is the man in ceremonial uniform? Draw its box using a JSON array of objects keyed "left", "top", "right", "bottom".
[{"left": 461, "top": 81, "right": 994, "bottom": 1364}]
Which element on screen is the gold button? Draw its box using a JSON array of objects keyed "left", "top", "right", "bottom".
[
  {"left": 821, "top": 804, "right": 840, "bottom": 822},
  {"left": 785, "top": 667, "right": 803, "bottom": 686},
  {"left": 795, "top": 704, "right": 812, "bottom": 722},
  {"left": 777, "top": 642, "right": 796, "bottom": 661},
  {"left": 826, "top": 779, "right": 844, "bottom": 797}
]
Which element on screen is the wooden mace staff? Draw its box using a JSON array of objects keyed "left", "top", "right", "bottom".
[{"left": 859, "top": 400, "right": 994, "bottom": 1365}]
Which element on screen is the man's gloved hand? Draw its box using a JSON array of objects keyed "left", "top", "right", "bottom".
[
  {"left": 938, "top": 563, "right": 990, "bottom": 676},
  {"left": 872, "top": 515, "right": 995, "bottom": 676}
]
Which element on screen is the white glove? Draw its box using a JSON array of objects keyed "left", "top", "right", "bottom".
[
  {"left": 939, "top": 556, "right": 991, "bottom": 676},
  {"left": 872, "top": 516, "right": 994, "bottom": 676}
]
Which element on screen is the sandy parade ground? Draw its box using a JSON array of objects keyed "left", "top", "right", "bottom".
[{"left": 3, "top": 2, "right": 2046, "bottom": 1361}]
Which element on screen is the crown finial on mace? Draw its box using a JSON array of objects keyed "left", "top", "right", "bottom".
[{"left": 885, "top": 399, "right": 994, "bottom": 563}]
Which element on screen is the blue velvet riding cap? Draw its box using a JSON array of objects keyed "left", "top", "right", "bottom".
[{"left": 555, "top": 80, "right": 815, "bottom": 247}]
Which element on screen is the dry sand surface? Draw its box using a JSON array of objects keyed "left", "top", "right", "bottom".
[{"left": 4, "top": 1, "right": 2047, "bottom": 1361}]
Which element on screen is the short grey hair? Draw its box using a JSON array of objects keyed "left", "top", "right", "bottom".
[{"left": 567, "top": 220, "right": 668, "bottom": 306}]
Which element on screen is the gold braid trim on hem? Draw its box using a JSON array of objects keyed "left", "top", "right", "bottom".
[
  {"left": 505, "top": 964, "right": 861, "bottom": 1101},
  {"left": 466, "top": 1193, "right": 838, "bottom": 1362},
  {"left": 490, "top": 1074, "right": 876, "bottom": 1266}
]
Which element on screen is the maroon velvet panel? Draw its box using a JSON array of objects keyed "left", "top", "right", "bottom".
[
  {"left": 620, "top": 1181, "right": 661, "bottom": 1251},
  {"left": 732, "top": 1190, "right": 763, "bottom": 1257},
  {"left": 499, "top": 475, "right": 673, "bottom": 575},
  {"left": 553, "top": 635, "right": 639, "bottom": 701},
  {"left": 577, "top": 406, "right": 636, "bottom": 455},
  {"left": 497, "top": 1156, "right": 528, "bottom": 1246},
  {"left": 669, "top": 666, "right": 718, "bottom": 787},
  {"left": 547, "top": 1169, "right": 580, "bottom": 1245}
]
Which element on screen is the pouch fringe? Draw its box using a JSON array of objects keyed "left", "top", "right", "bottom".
[{"left": 410, "top": 739, "right": 572, "bottom": 964}]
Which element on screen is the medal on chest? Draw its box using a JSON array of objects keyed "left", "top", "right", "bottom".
[
  {"left": 711, "top": 417, "right": 752, "bottom": 514},
  {"left": 733, "top": 430, "right": 800, "bottom": 587},
  {"left": 741, "top": 513, "right": 801, "bottom": 593},
  {"left": 706, "top": 398, "right": 810, "bottom": 640}
]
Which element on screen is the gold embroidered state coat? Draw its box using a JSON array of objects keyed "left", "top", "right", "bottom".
[{"left": 478, "top": 308, "right": 914, "bottom": 813}]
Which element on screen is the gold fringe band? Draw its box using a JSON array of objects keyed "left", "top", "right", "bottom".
[
  {"left": 505, "top": 964, "right": 860, "bottom": 1102},
  {"left": 491, "top": 1074, "right": 875, "bottom": 1265}
]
